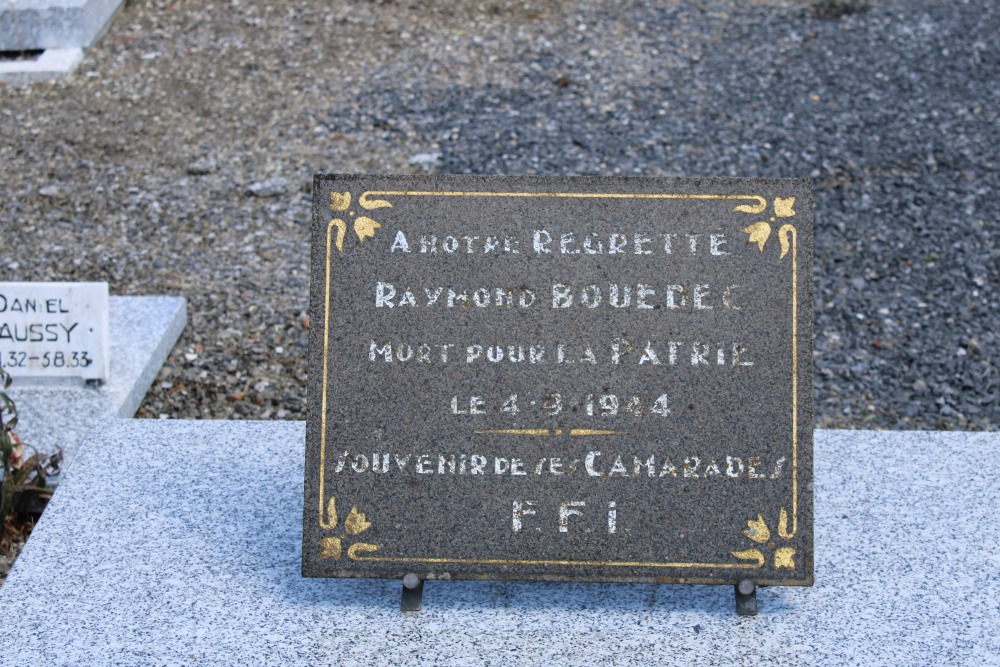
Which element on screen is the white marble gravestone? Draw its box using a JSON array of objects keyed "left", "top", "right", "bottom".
[{"left": 0, "top": 282, "right": 110, "bottom": 384}]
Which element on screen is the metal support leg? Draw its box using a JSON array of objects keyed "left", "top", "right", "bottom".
[
  {"left": 401, "top": 573, "right": 424, "bottom": 612},
  {"left": 735, "top": 579, "right": 758, "bottom": 616}
]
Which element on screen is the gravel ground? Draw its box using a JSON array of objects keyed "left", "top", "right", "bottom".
[{"left": 0, "top": 0, "right": 996, "bottom": 430}]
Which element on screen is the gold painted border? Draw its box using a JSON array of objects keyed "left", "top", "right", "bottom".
[
  {"left": 318, "top": 189, "right": 800, "bottom": 569},
  {"left": 350, "top": 555, "right": 757, "bottom": 568}
]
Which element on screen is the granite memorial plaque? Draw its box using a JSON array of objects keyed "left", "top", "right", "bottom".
[
  {"left": 303, "top": 175, "right": 813, "bottom": 589},
  {"left": 0, "top": 281, "right": 110, "bottom": 383}
]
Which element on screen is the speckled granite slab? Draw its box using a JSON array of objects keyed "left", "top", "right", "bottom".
[
  {"left": 0, "top": 421, "right": 995, "bottom": 665},
  {"left": 5, "top": 295, "right": 186, "bottom": 465},
  {"left": 305, "top": 175, "right": 813, "bottom": 587}
]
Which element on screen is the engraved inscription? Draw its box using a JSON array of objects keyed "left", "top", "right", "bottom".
[
  {"left": 304, "top": 176, "right": 813, "bottom": 586},
  {"left": 0, "top": 282, "right": 110, "bottom": 381}
]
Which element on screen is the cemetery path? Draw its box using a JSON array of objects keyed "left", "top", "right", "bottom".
[{"left": 0, "top": 0, "right": 995, "bottom": 430}]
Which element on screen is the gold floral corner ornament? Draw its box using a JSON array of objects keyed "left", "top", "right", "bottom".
[
  {"left": 328, "top": 191, "right": 392, "bottom": 252},
  {"left": 736, "top": 196, "right": 797, "bottom": 257},
  {"left": 318, "top": 496, "right": 380, "bottom": 561},
  {"left": 732, "top": 510, "right": 796, "bottom": 570}
]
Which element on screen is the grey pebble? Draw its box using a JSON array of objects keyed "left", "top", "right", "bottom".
[
  {"left": 186, "top": 158, "right": 217, "bottom": 175},
  {"left": 246, "top": 177, "right": 289, "bottom": 198},
  {"left": 409, "top": 152, "right": 442, "bottom": 169}
]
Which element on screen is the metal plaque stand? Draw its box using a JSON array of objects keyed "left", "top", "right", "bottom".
[
  {"left": 735, "top": 579, "right": 758, "bottom": 616},
  {"left": 400, "top": 573, "right": 424, "bottom": 612},
  {"left": 401, "top": 573, "right": 759, "bottom": 615}
]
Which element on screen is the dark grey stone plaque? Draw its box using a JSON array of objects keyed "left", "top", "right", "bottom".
[{"left": 303, "top": 174, "right": 813, "bottom": 587}]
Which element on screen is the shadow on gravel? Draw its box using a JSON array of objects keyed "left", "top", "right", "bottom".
[{"left": 316, "top": 1, "right": 997, "bottom": 430}]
